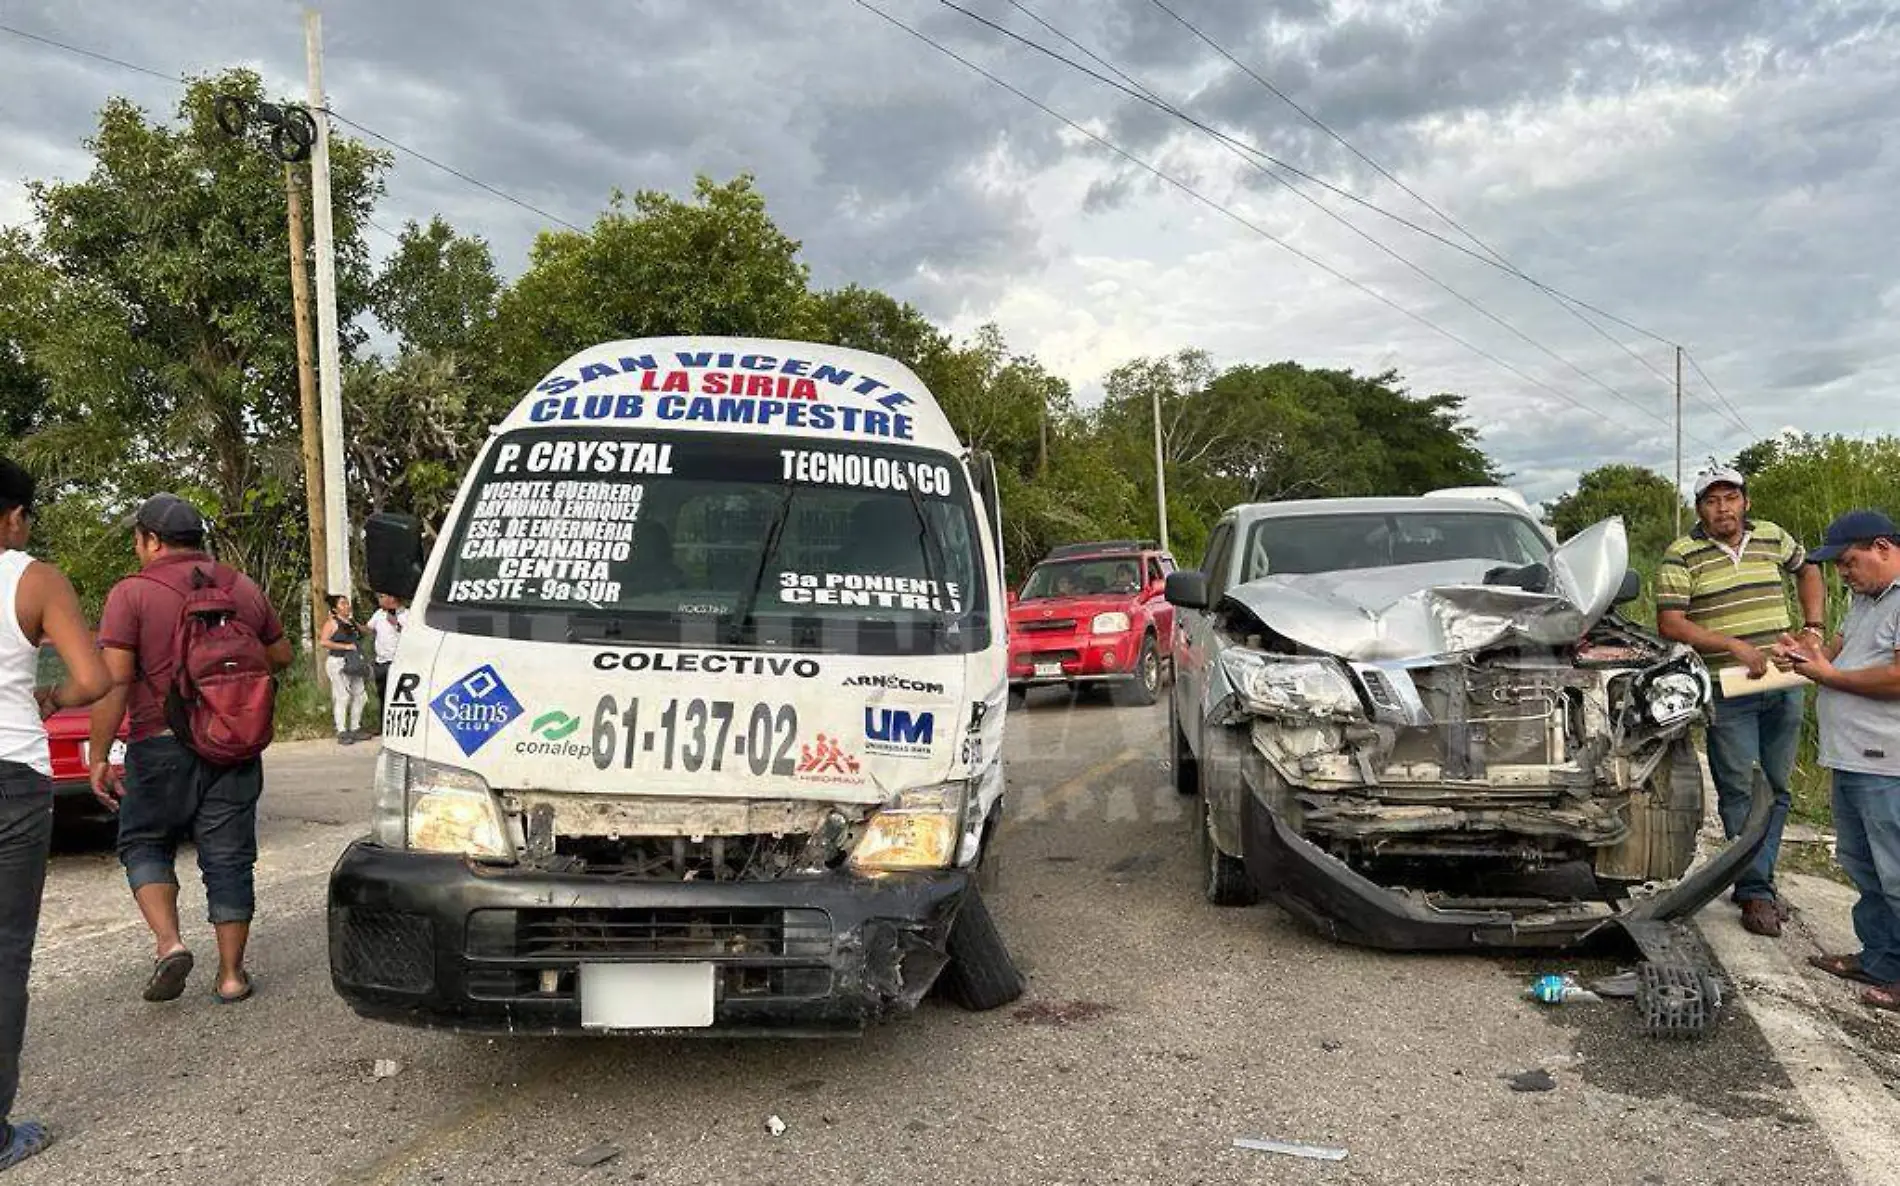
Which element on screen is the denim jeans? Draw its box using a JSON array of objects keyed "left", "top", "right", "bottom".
[
  {"left": 116, "top": 736, "right": 264, "bottom": 925},
  {"left": 1832, "top": 770, "right": 1900, "bottom": 984},
  {"left": 0, "top": 761, "right": 52, "bottom": 1128},
  {"left": 1705, "top": 685, "right": 1804, "bottom": 903}
]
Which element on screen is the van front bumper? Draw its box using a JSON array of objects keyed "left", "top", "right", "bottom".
[{"left": 327, "top": 840, "right": 971, "bottom": 1036}]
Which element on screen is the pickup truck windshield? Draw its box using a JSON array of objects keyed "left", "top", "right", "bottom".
[
  {"left": 1243, "top": 511, "right": 1551, "bottom": 578},
  {"left": 431, "top": 428, "right": 990, "bottom": 655},
  {"left": 1019, "top": 556, "right": 1142, "bottom": 600}
]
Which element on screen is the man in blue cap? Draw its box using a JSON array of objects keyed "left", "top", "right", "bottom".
[{"left": 1775, "top": 509, "right": 1900, "bottom": 1012}]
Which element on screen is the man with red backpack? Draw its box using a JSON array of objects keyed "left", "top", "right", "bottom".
[{"left": 87, "top": 495, "right": 293, "bottom": 1005}]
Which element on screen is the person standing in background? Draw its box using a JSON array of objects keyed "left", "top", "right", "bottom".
[
  {"left": 1655, "top": 465, "right": 1826, "bottom": 937},
  {"left": 364, "top": 593, "right": 408, "bottom": 727},
  {"left": 0, "top": 458, "right": 110, "bottom": 1169},
  {"left": 318, "top": 595, "right": 369, "bottom": 745}
]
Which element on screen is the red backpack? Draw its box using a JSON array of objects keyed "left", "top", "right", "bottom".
[{"left": 139, "top": 563, "right": 276, "bottom": 765}]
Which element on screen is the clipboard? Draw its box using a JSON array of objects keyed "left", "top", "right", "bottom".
[{"left": 1718, "top": 665, "right": 1811, "bottom": 699}]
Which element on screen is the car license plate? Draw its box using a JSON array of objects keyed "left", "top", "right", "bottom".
[
  {"left": 579, "top": 963, "right": 715, "bottom": 1029},
  {"left": 1034, "top": 661, "right": 1063, "bottom": 677},
  {"left": 80, "top": 741, "right": 127, "bottom": 767}
]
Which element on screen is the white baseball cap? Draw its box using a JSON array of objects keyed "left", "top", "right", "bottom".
[{"left": 1692, "top": 466, "right": 1746, "bottom": 500}]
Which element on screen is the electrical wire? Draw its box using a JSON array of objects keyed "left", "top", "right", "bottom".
[
  {"left": 1139, "top": 0, "right": 1754, "bottom": 436},
  {"left": 969, "top": 0, "right": 1706, "bottom": 445},
  {"left": 0, "top": 22, "right": 587, "bottom": 236},
  {"left": 852, "top": 0, "right": 1677, "bottom": 439}
]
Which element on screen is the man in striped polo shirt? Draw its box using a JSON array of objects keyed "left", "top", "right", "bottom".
[{"left": 1656, "top": 466, "right": 1826, "bottom": 936}]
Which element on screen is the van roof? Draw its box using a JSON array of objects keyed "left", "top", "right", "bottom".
[{"left": 498, "top": 336, "right": 963, "bottom": 454}]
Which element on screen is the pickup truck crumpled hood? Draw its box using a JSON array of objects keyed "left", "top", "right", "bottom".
[{"left": 1218, "top": 518, "right": 1629, "bottom": 662}]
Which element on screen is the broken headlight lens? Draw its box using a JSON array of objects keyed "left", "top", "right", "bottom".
[
  {"left": 1220, "top": 650, "right": 1365, "bottom": 720},
  {"left": 849, "top": 782, "right": 967, "bottom": 872},
  {"left": 1645, "top": 671, "right": 1705, "bottom": 727},
  {"left": 372, "top": 751, "right": 512, "bottom": 859}
]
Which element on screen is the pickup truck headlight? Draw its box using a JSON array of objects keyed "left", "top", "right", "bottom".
[
  {"left": 1091, "top": 612, "right": 1130, "bottom": 635},
  {"left": 371, "top": 751, "right": 512, "bottom": 859},
  {"left": 1219, "top": 650, "right": 1365, "bottom": 720},
  {"left": 850, "top": 782, "right": 967, "bottom": 872},
  {"left": 1645, "top": 671, "right": 1705, "bottom": 727}
]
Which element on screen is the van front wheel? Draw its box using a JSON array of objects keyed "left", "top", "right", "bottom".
[{"left": 939, "top": 888, "right": 1025, "bottom": 1011}]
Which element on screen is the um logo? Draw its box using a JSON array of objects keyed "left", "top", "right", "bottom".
[{"left": 865, "top": 708, "right": 933, "bottom": 747}]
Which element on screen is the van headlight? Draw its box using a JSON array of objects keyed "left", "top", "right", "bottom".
[
  {"left": 1091, "top": 612, "right": 1130, "bottom": 635},
  {"left": 850, "top": 782, "right": 967, "bottom": 872},
  {"left": 371, "top": 751, "right": 512, "bottom": 859},
  {"left": 1219, "top": 650, "right": 1365, "bottom": 720}
]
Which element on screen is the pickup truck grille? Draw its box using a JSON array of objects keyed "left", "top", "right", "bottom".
[{"left": 1016, "top": 618, "right": 1078, "bottom": 633}]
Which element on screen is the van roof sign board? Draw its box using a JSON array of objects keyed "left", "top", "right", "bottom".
[{"left": 504, "top": 336, "right": 963, "bottom": 455}]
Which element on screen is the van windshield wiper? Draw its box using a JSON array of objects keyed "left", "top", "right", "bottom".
[
  {"left": 899, "top": 479, "right": 957, "bottom": 647},
  {"left": 727, "top": 483, "right": 797, "bottom": 645}
]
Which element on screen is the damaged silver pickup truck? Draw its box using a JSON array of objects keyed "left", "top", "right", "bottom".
[{"left": 1166, "top": 495, "right": 1775, "bottom": 953}]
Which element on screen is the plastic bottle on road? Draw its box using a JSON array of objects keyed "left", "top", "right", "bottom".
[{"left": 1524, "top": 973, "right": 1602, "bottom": 1004}]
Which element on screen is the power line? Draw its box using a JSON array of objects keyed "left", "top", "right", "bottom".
[
  {"left": 852, "top": 0, "right": 1677, "bottom": 442},
  {"left": 1140, "top": 0, "right": 1753, "bottom": 436},
  {"left": 324, "top": 111, "right": 586, "bottom": 234},
  {"left": 0, "top": 22, "right": 586, "bottom": 236},
  {"left": 1683, "top": 351, "right": 1755, "bottom": 439},
  {"left": 968, "top": 0, "right": 1703, "bottom": 445}
]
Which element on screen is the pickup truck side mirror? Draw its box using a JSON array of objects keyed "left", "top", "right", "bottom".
[
  {"left": 1614, "top": 568, "right": 1642, "bottom": 606},
  {"left": 1165, "top": 570, "right": 1208, "bottom": 610},
  {"left": 365, "top": 512, "right": 427, "bottom": 601}
]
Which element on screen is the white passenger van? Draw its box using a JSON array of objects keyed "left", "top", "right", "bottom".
[{"left": 328, "top": 336, "right": 1021, "bottom": 1034}]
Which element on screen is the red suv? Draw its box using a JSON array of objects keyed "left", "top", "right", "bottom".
[
  {"left": 1006, "top": 540, "right": 1177, "bottom": 707},
  {"left": 38, "top": 644, "right": 127, "bottom": 822}
]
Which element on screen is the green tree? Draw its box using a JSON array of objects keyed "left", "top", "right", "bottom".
[
  {"left": 10, "top": 69, "right": 388, "bottom": 607},
  {"left": 371, "top": 216, "right": 500, "bottom": 356},
  {"left": 1543, "top": 463, "right": 1685, "bottom": 558},
  {"left": 811, "top": 284, "right": 947, "bottom": 375},
  {"left": 343, "top": 350, "right": 490, "bottom": 537},
  {"left": 485, "top": 174, "right": 815, "bottom": 401}
]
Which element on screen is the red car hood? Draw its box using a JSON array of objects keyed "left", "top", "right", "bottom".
[{"left": 1009, "top": 596, "right": 1133, "bottom": 627}]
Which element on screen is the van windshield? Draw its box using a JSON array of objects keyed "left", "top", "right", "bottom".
[{"left": 430, "top": 428, "right": 991, "bottom": 655}]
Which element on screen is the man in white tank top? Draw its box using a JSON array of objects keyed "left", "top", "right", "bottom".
[{"left": 0, "top": 458, "right": 110, "bottom": 1171}]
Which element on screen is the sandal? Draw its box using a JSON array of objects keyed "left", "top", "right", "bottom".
[
  {"left": 1861, "top": 983, "right": 1900, "bottom": 1013},
  {"left": 215, "top": 972, "right": 254, "bottom": 1005},
  {"left": 143, "top": 949, "right": 194, "bottom": 1002},
  {"left": 0, "top": 1120, "right": 49, "bottom": 1169},
  {"left": 1807, "top": 953, "right": 1879, "bottom": 985}
]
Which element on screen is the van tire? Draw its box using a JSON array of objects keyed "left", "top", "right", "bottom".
[
  {"left": 940, "top": 888, "right": 1025, "bottom": 1011},
  {"left": 1112, "top": 634, "right": 1160, "bottom": 707}
]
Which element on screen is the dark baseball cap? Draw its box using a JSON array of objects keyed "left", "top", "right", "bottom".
[
  {"left": 1807, "top": 509, "right": 1900, "bottom": 563},
  {"left": 118, "top": 492, "right": 206, "bottom": 536}
]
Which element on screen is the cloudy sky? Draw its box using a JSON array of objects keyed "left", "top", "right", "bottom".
[{"left": 4, "top": 0, "right": 1897, "bottom": 503}]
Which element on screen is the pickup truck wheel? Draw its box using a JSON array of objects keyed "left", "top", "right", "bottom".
[
  {"left": 1200, "top": 788, "right": 1257, "bottom": 907},
  {"left": 940, "top": 887, "right": 1025, "bottom": 1011},
  {"left": 1112, "top": 634, "right": 1160, "bottom": 707},
  {"left": 1170, "top": 697, "right": 1198, "bottom": 796},
  {"left": 1007, "top": 686, "right": 1026, "bottom": 711}
]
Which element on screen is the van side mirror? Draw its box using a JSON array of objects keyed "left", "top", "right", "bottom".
[
  {"left": 1165, "top": 570, "right": 1208, "bottom": 610},
  {"left": 1614, "top": 568, "right": 1642, "bottom": 606},
  {"left": 365, "top": 512, "right": 426, "bottom": 601}
]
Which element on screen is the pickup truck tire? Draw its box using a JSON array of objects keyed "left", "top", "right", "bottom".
[
  {"left": 940, "top": 887, "right": 1026, "bottom": 1011},
  {"left": 1200, "top": 781, "right": 1257, "bottom": 907},
  {"left": 1170, "top": 696, "right": 1199, "bottom": 796},
  {"left": 1112, "top": 633, "right": 1160, "bottom": 707}
]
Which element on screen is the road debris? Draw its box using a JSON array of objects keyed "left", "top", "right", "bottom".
[
  {"left": 1508, "top": 1069, "right": 1558, "bottom": 1093},
  {"left": 1233, "top": 1137, "right": 1348, "bottom": 1161},
  {"left": 370, "top": 1060, "right": 402, "bottom": 1080},
  {"left": 566, "top": 1144, "right": 621, "bottom": 1168},
  {"left": 766, "top": 1115, "right": 788, "bottom": 1137},
  {"left": 1591, "top": 971, "right": 1642, "bottom": 999},
  {"left": 1524, "top": 974, "right": 1602, "bottom": 1004}
]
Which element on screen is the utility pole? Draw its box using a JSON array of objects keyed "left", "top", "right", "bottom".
[
  {"left": 1151, "top": 385, "right": 1169, "bottom": 554},
  {"left": 305, "top": 7, "right": 351, "bottom": 597},
  {"left": 1674, "top": 345, "right": 1684, "bottom": 537},
  {"left": 285, "top": 167, "right": 330, "bottom": 687}
]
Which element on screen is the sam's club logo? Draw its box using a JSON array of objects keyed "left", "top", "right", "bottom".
[{"left": 430, "top": 665, "right": 522, "bottom": 756}]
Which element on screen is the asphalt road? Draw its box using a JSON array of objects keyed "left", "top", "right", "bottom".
[{"left": 9, "top": 689, "right": 1890, "bottom": 1184}]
